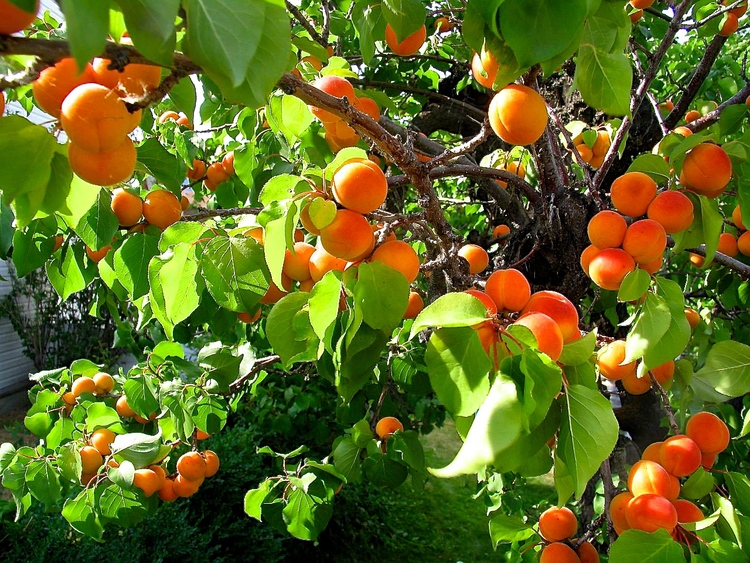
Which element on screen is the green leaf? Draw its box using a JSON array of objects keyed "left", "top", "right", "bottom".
[
  {"left": 381, "top": 0, "right": 425, "bottom": 41},
  {"left": 74, "top": 188, "right": 119, "bottom": 251},
  {"left": 123, "top": 376, "right": 160, "bottom": 419},
  {"left": 259, "top": 175, "right": 307, "bottom": 206},
  {"left": 62, "top": 489, "right": 104, "bottom": 541},
  {"left": 98, "top": 483, "right": 151, "bottom": 526},
  {"left": 136, "top": 138, "right": 186, "bottom": 193},
  {"left": 429, "top": 374, "right": 523, "bottom": 478},
  {"left": 0, "top": 194, "right": 15, "bottom": 260},
  {"left": 555, "top": 384, "right": 618, "bottom": 503},
  {"left": 201, "top": 236, "right": 269, "bottom": 312},
  {"left": 719, "top": 104, "right": 749, "bottom": 137},
  {"left": 559, "top": 330, "right": 597, "bottom": 367},
  {"left": 362, "top": 451, "right": 408, "bottom": 487},
  {"left": 494, "top": 402, "right": 560, "bottom": 475},
  {"left": 624, "top": 293, "right": 672, "bottom": 363},
  {"left": 354, "top": 262, "right": 409, "bottom": 331},
  {"left": 308, "top": 272, "right": 342, "bottom": 351},
  {"left": 700, "top": 196, "right": 724, "bottom": 267},
  {"left": 198, "top": 346, "right": 242, "bottom": 393},
  {"left": 499, "top": 0, "right": 587, "bottom": 67},
  {"left": 115, "top": 0, "right": 178, "bottom": 66},
  {"left": 168, "top": 77, "right": 197, "bottom": 119},
  {"left": 609, "top": 529, "right": 686, "bottom": 563},
  {"left": 726, "top": 472, "right": 750, "bottom": 515},
  {"left": 627, "top": 154, "right": 673, "bottom": 184},
  {"left": 642, "top": 277, "right": 691, "bottom": 371},
  {"left": 149, "top": 243, "right": 200, "bottom": 339},
  {"left": 518, "top": 350, "right": 563, "bottom": 431},
  {"left": 25, "top": 459, "right": 62, "bottom": 506},
  {"left": 0, "top": 116, "right": 56, "bottom": 205},
  {"left": 333, "top": 436, "right": 362, "bottom": 483},
  {"left": 618, "top": 269, "right": 651, "bottom": 303},
  {"left": 268, "top": 94, "right": 314, "bottom": 145},
  {"left": 46, "top": 244, "right": 97, "bottom": 300},
  {"left": 266, "top": 292, "right": 319, "bottom": 368},
  {"left": 11, "top": 216, "right": 56, "bottom": 277},
  {"left": 190, "top": 394, "right": 229, "bottom": 434},
  {"left": 114, "top": 233, "right": 160, "bottom": 299},
  {"left": 352, "top": 1, "right": 382, "bottom": 66},
  {"left": 111, "top": 431, "right": 166, "bottom": 469},
  {"left": 337, "top": 324, "right": 389, "bottom": 402},
  {"left": 282, "top": 488, "right": 333, "bottom": 541},
  {"left": 425, "top": 327, "right": 491, "bottom": 417},
  {"left": 388, "top": 430, "right": 424, "bottom": 472},
  {"left": 680, "top": 467, "right": 715, "bottom": 500},
  {"left": 488, "top": 514, "right": 535, "bottom": 548},
  {"left": 693, "top": 341, "right": 750, "bottom": 400},
  {"left": 245, "top": 480, "right": 273, "bottom": 520},
  {"left": 59, "top": 0, "right": 109, "bottom": 71},
  {"left": 410, "top": 292, "right": 489, "bottom": 337}
]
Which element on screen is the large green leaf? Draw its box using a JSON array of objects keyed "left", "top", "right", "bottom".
[
  {"left": 136, "top": 138, "right": 186, "bottom": 193},
  {"left": 60, "top": 0, "right": 109, "bottom": 71},
  {"left": 425, "top": 327, "right": 491, "bottom": 417},
  {"left": 609, "top": 530, "right": 686, "bottom": 563},
  {"left": 46, "top": 244, "right": 97, "bottom": 300},
  {"left": 693, "top": 341, "right": 750, "bottom": 400},
  {"left": 429, "top": 373, "right": 523, "bottom": 478},
  {"left": 308, "top": 272, "right": 342, "bottom": 353},
  {"left": 555, "top": 384, "right": 618, "bottom": 503},
  {"left": 354, "top": 262, "right": 409, "bottom": 332},
  {"left": 115, "top": 0, "right": 179, "bottom": 66},
  {"left": 410, "top": 292, "right": 488, "bottom": 337},
  {"left": 62, "top": 489, "right": 104, "bottom": 541},
  {"left": 282, "top": 488, "right": 333, "bottom": 541},
  {"left": 148, "top": 243, "right": 200, "bottom": 339},
  {"left": 641, "top": 277, "right": 691, "bottom": 371},
  {"left": 74, "top": 188, "right": 119, "bottom": 251},
  {"left": 0, "top": 116, "right": 56, "bottom": 205},
  {"left": 624, "top": 293, "right": 672, "bottom": 363},
  {"left": 266, "top": 292, "right": 319, "bottom": 368},
  {"left": 11, "top": 216, "right": 56, "bottom": 277},
  {"left": 114, "top": 232, "right": 160, "bottom": 300},
  {"left": 268, "top": 94, "right": 314, "bottom": 145}
]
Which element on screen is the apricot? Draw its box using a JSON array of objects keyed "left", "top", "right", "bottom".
[
  {"left": 353, "top": 96, "right": 380, "bottom": 121},
  {"left": 133, "top": 468, "right": 162, "bottom": 497},
  {"left": 639, "top": 255, "right": 663, "bottom": 275},
  {"left": 630, "top": 0, "right": 654, "bottom": 8},
  {"left": 579, "top": 245, "right": 601, "bottom": 276},
  {"left": 680, "top": 143, "right": 732, "bottom": 197},
  {"left": 0, "top": 0, "right": 38, "bottom": 35},
  {"left": 458, "top": 244, "right": 489, "bottom": 274},
  {"left": 375, "top": 416, "right": 403, "bottom": 439},
  {"left": 588, "top": 248, "right": 636, "bottom": 291},
  {"left": 93, "top": 372, "right": 115, "bottom": 394},
  {"left": 238, "top": 310, "right": 261, "bottom": 324},
  {"left": 610, "top": 172, "right": 657, "bottom": 217},
  {"left": 577, "top": 541, "right": 599, "bottom": 563},
  {"left": 651, "top": 360, "right": 675, "bottom": 387},
  {"left": 177, "top": 451, "right": 206, "bottom": 481},
  {"left": 309, "top": 247, "right": 348, "bottom": 282},
  {"left": 259, "top": 274, "right": 292, "bottom": 305},
  {"left": 86, "top": 244, "right": 111, "bottom": 263},
  {"left": 72, "top": 376, "right": 97, "bottom": 397},
  {"left": 91, "top": 58, "right": 162, "bottom": 98},
  {"left": 203, "top": 450, "right": 220, "bottom": 478},
  {"left": 684, "top": 308, "right": 700, "bottom": 330},
  {"left": 733, "top": 204, "right": 746, "bottom": 230},
  {"left": 111, "top": 188, "right": 143, "bottom": 227},
  {"left": 622, "top": 372, "right": 652, "bottom": 395},
  {"left": 628, "top": 459, "right": 672, "bottom": 497},
  {"left": 718, "top": 233, "right": 739, "bottom": 257},
  {"left": 739, "top": 231, "right": 750, "bottom": 256},
  {"left": 332, "top": 158, "right": 388, "bottom": 214},
  {"left": 283, "top": 241, "right": 316, "bottom": 281},
  {"left": 206, "top": 162, "right": 230, "bottom": 187},
  {"left": 610, "top": 491, "right": 634, "bottom": 533},
  {"left": 513, "top": 312, "right": 564, "bottom": 361},
  {"left": 173, "top": 474, "right": 202, "bottom": 497},
  {"left": 702, "top": 451, "right": 718, "bottom": 468},
  {"left": 719, "top": 12, "right": 739, "bottom": 36},
  {"left": 320, "top": 209, "right": 374, "bottom": 261},
  {"left": 435, "top": 17, "right": 453, "bottom": 32},
  {"left": 403, "top": 291, "right": 424, "bottom": 319},
  {"left": 647, "top": 191, "right": 694, "bottom": 234},
  {"left": 673, "top": 499, "right": 704, "bottom": 523},
  {"left": 576, "top": 143, "right": 594, "bottom": 163},
  {"left": 187, "top": 159, "right": 207, "bottom": 180},
  {"left": 221, "top": 152, "right": 235, "bottom": 176},
  {"left": 539, "top": 542, "right": 579, "bottom": 563},
  {"left": 143, "top": 190, "right": 182, "bottom": 230},
  {"left": 641, "top": 442, "right": 663, "bottom": 463},
  {"left": 90, "top": 428, "right": 116, "bottom": 456},
  {"left": 471, "top": 47, "right": 499, "bottom": 89},
  {"left": 494, "top": 160, "right": 526, "bottom": 188},
  {"left": 465, "top": 289, "right": 498, "bottom": 318},
  {"left": 725, "top": 0, "right": 748, "bottom": 16},
  {"left": 492, "top": 224, "right": 511, "bottom": 239},
  {"left": 686, "top": 411, "right": 730, "bottom": 454},
  {"left": 622, "top": 219, "right": 667, "bottom": 264},
  {"left": 68, "top": 138, "right": 137, "bottom": 186},
  {"left": 370, "top": 240, "right": 420, "bottom": 283},
  {"left": 521, "top": 290, "right": 579, "bottom": 343},
  {"left": 539, "top": 506, "right": 577, "bottom": 542},
  {"left": 310, "top": 75, "right": 355, "bottom": 122},
  {"left": 596, "top": 340, "right": 636, "bottom": 381},
  {"left": 673, "top": 126, "right": 693, "bottom": 136},
  {"left": 592, "top": 130, "right": 611, "bottom": 156},
  {"left": 684, "top": 110, "right": 701, "bottom": 123},
  {"left": 484, "top": 268, "right": 531, "bottom": 312},
  {"left": 32, "top": 58, "right": 94, "bottom": 118},
  {"left": 325, "top": 129, "right": 359, "bottom": 152},
  {"left": 80, "top": 445, "right": 104, "bottom": 474},
  {"left": 384, "top": 24, "right": 427, "bottom": 56},
  {"left": 587, "top": 210, "right": 628, "bottom": 249},
  {"left": 157, "top": 478, "right": 179, "bottom": 502},
  {"left": 625, "top": 493, "right": 678, "bottom": 533},
  {"left": 488, "top": 84, "right": 548, "bottom": 146},
  {"left": 116, "top": 395, "right": 136, "bottom": 418}
]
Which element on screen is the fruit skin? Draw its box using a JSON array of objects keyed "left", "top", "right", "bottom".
[
  {"left": 90, "top": 428, "right": 116, "bottom": 456},
  {"left": 370, "top": 240, "right": 421, "bottom": 283},
  {"left": 93, "top": 372, "right": 115, "bottom": 394},
  {"left": 588, "top": 210, "right": 627, "bottom": 249},
  {"left": 485, "top": 269, "right": 531, "bottom": 312},
  {"left": 237, "top": 310, "right": 261, "bottom": 324},
  {"left": 143, "top": 190, "right": 182, "bottom": 230},
  {"left": 0, "top": 0, "right": 38, "bottom": 35},
  {"left": 203, "top": 450, "right": 220, "bottom": 478},
  {"left": 332, "top": 158, "right": 388, "bottom": 214},
  {"left": 375, "top": 416, "right": 403, "bottom": 439},
  {"left": 739, "top": 231, "right": 750, "bottom": 257},
  {"left": 86, "top": 244, "right": 111, "bottom": 263},
  {"left": 403, "top": 291, "right": 424, "bottom": 319},
  {"left": 621, "top": 371, "right": 652, "bottom": 395},
  {"left": 521, "top": 290, "right": 580, "bottom": 343},
  {"left": 513, "top": 312, "right": 564, "bottom": 362},
  {"left": 310, "top": 76, "right": 355, "bottom": 122},
  {"left": 625, "top": 493, "right": 678, "bottom": 533},
  {"left": 133, "top": 469, "right": 161, "bottom": 497},
  {"left": 686, "top": 411, "right": 730, "bottom": 454},
  {"left": 158, "top": 478, "right": 179, "bottom": 502},
  {"left": 177, "top": 451, "right": 207, "bottom": 481},
  {"left": 319, "top": 209, "right": 374, "bottom": 261},
  {"left": 610, "top": 491, "right": 634, "bottom": 534},
  {"left": 471, "top": 46, "right": 499, "bottom": 89},
  {"left": 32, "top": 58, "right": 95, "bottom": 118},
  {"left": 659, "top": 435, "right": 702, "bottom": 477},
  {"left": 173, "top": 474, "right": 202, "bottom": 497},
  {"left": 458, "top": 244, "right": 489, "bottom": 274},
  {"left": 647, "top": 190, "right": 694, "bottom": 234},
  {"left": 673, "top": 499, "right": 704, "bottom": 523},
  {"left": 91, "top": 58, "right": 161, "bottom": 98},
  {"left": 719, "top": 12, "right": 739, "bottom": 36},
  {"left": 111, "top": 188, "right": 143, "bottom": 227},
  {"left": 679, "top": 143, "right": 732, "bottom": 197},
  {"left": 68, "top": 137, "right": 137, "bottom": 186},
  {"left": 116, "top": 395, "right": 137, "bottom": 418},
  {"left": 718, "top": 233, "right": 739, "bottom": 257},
  {"left": 628, "top": 459, "right": 672, "bottom": 497},
  {"left": 283, "top": 241, "right": 316, "bottom": 281},
  {"left": 577, "top": 541, "right": 600, "bottom": 563},
  {"left": 492, "top": 224, "right": 511, "bottom": 239},
  {"left": 610, "top": 172, "right": 657, "bottom": 217},
  {"left": 622, "top": 219, "right": 667, "bottom": 265},
  {"left": 488, "top": 84, "right": 548, "bottom": 146},
  {"left": 309, "top": 247, "right": 348, "bottom": 282},
  {"left": 80, "top": 445, "right": 104, "bottom": 474},
  {"left": 597, "top": 340, "right": 636, "bottom": 381},
  {"left": 384, "top": 24, "right": 427, "bottom": 56},
  {"left": 538, "top": 506, "right": 578, "bottom": 542},
  {"left": 539, "top": 542, "right": 580, "bottom": 563},
  {"left": 72, "top": 376, "right": 97, "bottom": 397},
  {"left": 587, "top": 248, "right": 636, "bottom": 291}
]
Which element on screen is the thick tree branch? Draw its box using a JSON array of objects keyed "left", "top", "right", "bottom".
[{"left": 183, "top": 207, "right": 262, "bottom": 221}]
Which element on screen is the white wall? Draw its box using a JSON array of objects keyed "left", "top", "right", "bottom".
[{"left": 0, "top": 261, "right": 36, "bottom": 396}]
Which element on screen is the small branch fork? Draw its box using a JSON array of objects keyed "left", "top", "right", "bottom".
[
  {"left": 229, "top": 355, "right": 281, "bottom": 392},
  {"left": 687, "top": 81, "right": 750, "bottom": 133}
]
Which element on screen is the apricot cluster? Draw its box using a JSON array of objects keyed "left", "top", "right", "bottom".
[
  {"left": 571, "top": 128, "right": 611, "bottom": 169},
  {"left": 32, "top": 52, "right": 160, "bottom": 185},
  {"left": 731, "top": 204, "right": 750, "bottom": 257},
  {"left": 201, "top": 152, "right": 235, "bottom": 191},
  {"left": 596, "top": 341, "right": 674, "bottom": 395},
  {"left": 308, "top": 75, "right": 380, "bottom": 152},
  {"left": 537, "top": 506, "right": 599, "bottom": 563},
  {"left": 157, "top": 449, "right": 220, "bottom": 500},
  {"left": 609, "top": 411, "right": 729, "bottom": 540},
  {"left": 582, "top": 171, "right": 696, "bottom": 291}
]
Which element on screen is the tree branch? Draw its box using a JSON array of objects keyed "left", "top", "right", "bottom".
[
  {"left": 285, "top": 1, "right": 326, "bottom": 47},
  {"left": 687, "top": 80, "right": 750, "bottom": 133},
  {"left": 427, "top": 116, "right": 491, "bottom": 168},
  {"left": 183, "top": 207, "right": 262, "bottom": 221},
  {"left": 345, "top": 52, "right": 470, "bottom": 69},
  {"left": 229, "top": 355, "right": 281, "bottom": 392}
]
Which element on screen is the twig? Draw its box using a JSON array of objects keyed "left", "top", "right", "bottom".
[
  {"left": 546, "top": 103, "right": 594, "bottom": 193},
  {"left": 345, "top": 52, "right": 470, "bottom": 69},
  {"left": 285, "top": 1, "right": 326, "bottom": 47},
  {"left": 649, "top": 372, "right": 680, "bottom": 434},
  {"left": 427, "top": 116, "right": 491, "bottom": 168},
  {"left": 601, "top": 458, "right": 618, "bottom": 546},
  {"left": 321, "top": 0, "right": 331, "bottom": 44},
  {"left": 183, "top": 207, "right": 262, "bottom": 221},
  {"left": 687, "top": 80, "right": 750, "bottom": 133},
  {"left": 229, "top": 355, "right": 281, "bottom": 392}
]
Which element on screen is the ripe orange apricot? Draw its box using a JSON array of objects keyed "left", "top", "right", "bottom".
[
  {"left": 732, "top": 204, "right": 746, "bottom": 230},
  {"left": 596, "top": 340, "right": 636, "bottom": 381},
  {"left": 641, "top": 442, "right": 663, "bottom": 463},
  {"left": 718, "top": 232, "right": 739, "bottom": 257},
  {"left": 158, "top": 478, "right": 179, "bottom": 502},
  {"left": 725, "top": 0, "right": 748, "bottom": 16},
  {"left": 68, "top": 137, "right": 137, "bottom": 186},
  {"left": 622, "top": 219, "right": 667, "bottom": 265},
  {"left": 221, "top": 151, "right": 235, "bottom": 176},
  {"left": 610, "top": 172, "right": 658, "bottom": 217},
  {"left": 539, "top": 542, "right": 580, "bottom": 563},
  {"left": 484, "top": 268, "right": 531, "bottom": 312},
  {"left": 403, "top": 291, "right": 424, "bottom": 319},
  {"left": 719, "top": 12, "right": 739, "bottom": 36},
  {"left": 91, "top": 58, "right": 161, "bottom": 98},
  {"left": 384, "top": 24, "right": 427, "bottom": 56},
  {"left": 465, "top": 289, "right": 498, "bottom": 318},
  {"left": 588, "top": 248, "right": 636, "bottom": 291},
  {"left": 577, "top": 541, "right": 599, "bottom": 563},
  {"left": 628, "top": 459, "right": 672, "bottom": 497},
  {"left": 686, "top": 411, "right": 730, "bottom": 454},
  {"left": 646, "top": 190, "right": 694, "bottom": 234},
  {"left": 332, "top": 158, "right": 388, "bottom": 214},
  {"left": 701, "top": 451, "right": 718, "bottom": 469},
  {"left": 148, "top": 464, "right": 167, "bottom": 488},
  {"left": 630, "top": 0, "right": 654, "bottom": 8},
  {"left": 111, "top": 188, "right": 143, "bottom": 227},
  {"left": 353, "top": 96, "right": 380, "bottom": 121},
  {"left": 72, "top": 376, "right": 97, "bottom": 397},
  {"left": 206, "top": 162, "right": 230, "bottom": 187},
  {"left": 283, "top": 241, "right": 316, "bottom": 281},
  {"left": 259, "top": 274, "right": 292, "bottom": 305},
  {"left": 587, "top": 210, "right": 628, "bottom": 249},
  {"left": 651, "top": 360, "right": 675, "bottom": 387},
  {"left": 203, "top": 450, "right": 220, "bottom": 478},
  {"left": 187, "top": 159, "right": 207, "bottom": 180},
  {"left": 684, "top": 110, "right": 701, "bottom": 123},
  {"left": 684, "top": 308, "right": 700, "bottom": 330},
  {"left": 435, "top": 17, "right": 454, "bottom": 33},
  {"left": 625, "top": 493, "right": 678, "bottom": 533},
  {"left": 61, "top": 83, "right": 141, "bottom": 152},
  {"left": 86, "top": 244, "right": 111, "bottom": 263},
  {"left": 158, "top": 110, "right": 180, "bottom": 124},
  {"left": 739, "top": 231, "right": 750, "bottom": 256},
  {"left": 610, "top": 491, "right": 634, "bottom": 534},
  {"left": 639, "top": 255, "right": 663, "bottom": 275},
  {"left": 492, "top": 224, "right": 511, "bottom": 239},
  {"left": 577, "top": 143, "right": 594, "bottom": 163},
  {"left": 0, "top": 0, "right": 38, "bottom": 35},
  {"left": 309, "top": 247, "right": 348, "bottom": 282},
  {"left": 93, "top": 372, "right": 114, "bottom": 394},
  {"left": 660, "top": 435, "right": 702, "bottom": 477},
  {"left": 538, "top": 506, "right": 578, "bottom": 542},
  {"left": 495, "top": 160, "right": 526, "bottom": 188},
  {"left": 143, "top": 190, "right": 182, "bottom": 230},
  {"left": 375, "top": 416, "right": 404, "bottom": 439},
  {"left": 458, "top": 244, "right": 489, "bottom": 274},
  {"left": 370, "top": 240, "right": 421, "bottom": 283},
  {"left": 116, "top": 395, "right": 136, "bottom": 418},
  {"left": 310, "top": 76, "right": 355, "bottom": 122},
  {"left": 238, "top": 310, "right": 261, "bottom": 324},
  {"left": 32, "top": 58, "right": 94, "bottom": 118},
  {"left": 90, "top": 427, "right": 116, "bottom": 456},
  {"left": 680, "top": 143, "right": 732, "bottom": 197},
  {"left": 177, "top": 451, "right": 207, "bottom": 481},
  {"left": 621, "top": 372, "right": 652, "bottom": 395},
  {"left": 592, "top": 129, "right": 611, "bottom": 156},
  {"left": 488, "top": 84, "right": 548, "bottom": 146},
  {"left": 173, "top": 474, "right": 202, "bottom": 498},
  {"left": 513, "top": 312, "right": 564, "bottom": 361},
  {"left": 521, "top": 290, "right": 579, "bottom": 343},
  {"left": 80, "top": 445, "right": 104, "bottom": 474},
  {"left": 673, "top": 499, "right": 704, "bottom": 523},
  {"left": 133, "top": 468, "right": 162, "bottom": 497},
  {"left": 62, "top": 391, "right": 76, "bottom": 407},
  {"left": 471, "top": 47, "right": 499, "bottom": 90},
  {"left": 319, "top": 209, "right": 374, "bottom": 261},
  {"left": 579, "top": 245, "right": 601, "bottom": 276}
]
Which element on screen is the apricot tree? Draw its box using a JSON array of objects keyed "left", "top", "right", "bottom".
[{"left": 1, "top": 0, "right": 750, "bottom": 560}]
